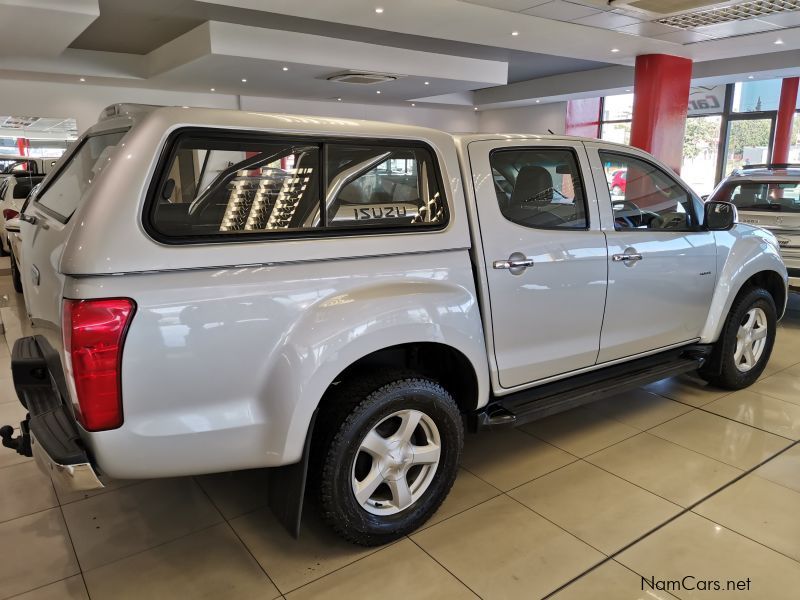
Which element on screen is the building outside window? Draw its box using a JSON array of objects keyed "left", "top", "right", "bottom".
[{"left": 598, "top": 79, "right": 799, "bottom": 197}]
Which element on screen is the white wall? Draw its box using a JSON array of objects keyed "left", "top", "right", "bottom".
[
  {"left": 0, "top": 78, "right": 479, "bottom": 135},
  {"left": 478, "top": 101, "right": 567, "bottom": 135}
]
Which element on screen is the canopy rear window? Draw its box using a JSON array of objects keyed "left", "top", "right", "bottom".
[{"left": 36, "top": 131, "right": 127, "bottom": 220}]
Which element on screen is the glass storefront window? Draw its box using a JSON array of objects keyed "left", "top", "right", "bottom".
[
  {"left": 602, "top": 94, "right": 634, "bottom": 121},
  {"left": 600, "top": 122, "right": 631, "bottom": 145},
  {"left": 789, "top": 112, "right": 800, "bottom": 163},
  {"left": 724, "top": 118, "right": 772, "bottom": 175},
  {"left": 680, "top": 116, "right": 722, "bottom": 196},
  {"left": 731, "top": 79, "right": 782, "bottom": 113}
]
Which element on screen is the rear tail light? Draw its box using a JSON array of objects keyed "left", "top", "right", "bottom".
[
  {"left": 62, "top": 298, "right": 135, "bottom": 431},
  {"left": 2, "top": 209, "right": 18, "bottom": 221}
]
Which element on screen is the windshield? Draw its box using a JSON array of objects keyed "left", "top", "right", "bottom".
[{"left": 715, "top": 180, "right": 800, "bottom": 213}]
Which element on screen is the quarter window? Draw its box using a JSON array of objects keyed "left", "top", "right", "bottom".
[
  {"left": 599, "top": 151, "right": 698, "bottom": 231},
  {"left": 490, "top": 148, "right": 588, "bottom": 229}
]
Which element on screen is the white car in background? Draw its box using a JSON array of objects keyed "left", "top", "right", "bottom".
[
  {"left": 0, "top": 156, "right": 49, "bottom": 175},
  {"left": 0, "top": 172, "right": 44, "bottom": 292}
]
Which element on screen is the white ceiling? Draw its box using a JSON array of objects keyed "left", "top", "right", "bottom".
[{"left": 1, "top": 0, "right": 799, "bottom": 112}]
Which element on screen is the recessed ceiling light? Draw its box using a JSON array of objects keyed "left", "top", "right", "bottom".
[
  {"left": 424, "top": 81, "right": 430, "bottom": 85},
  {"left": 241, "top": 78, "right": 247, "bottom": 82},
  {"left": 375, "top": 7, "right": 384, "bottom": 13},
  {"left": 611, "top": 48, "right": 620, "bottom": 53},
  {"left": 376, "top": 90, "right": 381, "bottom": 94},
  {"left": 337, "top": 97, "right": 342, "bottom": 101},
  {"left": 210, "top": 88, "right": 215, "bottom": 91},
  {"left": 775, "top": 38, "right": 784, "bottom": 45},
  {"left": 625, "top": 89, "right": 631, "bottom": 92},
  {"left": 511, "top": 31, "right": 519, "bottom": 36},
  {"left": 79, "top": 77, "right": 86, "bottom": 82},
  {"left": 411, "top": 103, "right": 416, "bottom": 106},
  {"left": 747, "top": 75, "right": 754, "bottom": 79},
  {"left": 535, "top": 99, "right": 540, "bottom": 103},
  {"left": 282, "top": 67, "right": 289, "bottom": 71},
  {"left": 474, "top": 106, "right": 478, "bottom": 111}
]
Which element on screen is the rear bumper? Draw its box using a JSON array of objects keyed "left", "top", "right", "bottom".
[{"left": 6, "top": 336, "right": 103, "bottom": 492}]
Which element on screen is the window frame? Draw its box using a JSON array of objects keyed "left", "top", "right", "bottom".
[
  {"left": 33, "top": 127, "right": 130, "bottom": 224},
  {"left": 488, "top": 145, "right": 592, "bottom": 232},
  {"left": 598, "top": 149, "right": 704, "bottom": 233},
  {"left": 143, "top": 127, "right": 450, "bottom": 245}
]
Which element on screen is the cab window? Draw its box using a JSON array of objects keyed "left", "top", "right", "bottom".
[
  {"left": 600, "top": 151, "right": 698, "bottom": 231},
  {"left": 490, "top": 148, "right": 588, "bottom": 229}
]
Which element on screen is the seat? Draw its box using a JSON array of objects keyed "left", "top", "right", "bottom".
[{"left": 510, "top": 165, "right": 553, "bottom": 207}]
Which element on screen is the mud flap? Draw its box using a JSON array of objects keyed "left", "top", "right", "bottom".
[{"left": 268, "top": 411, "right": 316, "bottom": 538}]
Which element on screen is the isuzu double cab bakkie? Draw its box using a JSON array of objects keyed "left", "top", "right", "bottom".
[{"left": 0, "top": 104, "right": 787, "bottom": 545}]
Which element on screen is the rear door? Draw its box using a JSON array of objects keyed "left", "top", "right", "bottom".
[
  {"left": 468, "top": 139, "right": 608, "bottom": 388},
  {"left": 586, "top": 144, "right": 717, "bottom": 362},
  {"left": 20, "top": 130, "right": 127, "bottom": 351}
]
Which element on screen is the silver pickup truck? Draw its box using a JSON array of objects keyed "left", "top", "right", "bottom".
[{"left": 0, "top": 104, "right": 787, "bottom": 546}]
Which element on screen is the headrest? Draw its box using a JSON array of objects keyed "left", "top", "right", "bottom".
[{"left": 511, "top": 165, "right": 553, "bottom": 206}]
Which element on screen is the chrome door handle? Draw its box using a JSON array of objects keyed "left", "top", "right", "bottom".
[
  {"left": 612, "top": 253, "right": 643, "bottom": 262},
  {"left": 493, "top": 252, "right": 534, "bottom": 275},
  {"left": 493, "top": 258, "right": 535, "bottom": 269}
]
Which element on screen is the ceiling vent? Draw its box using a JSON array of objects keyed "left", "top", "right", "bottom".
[
  {"left": 654, "top": 0, "right": 800, "bottom": 29},
  {"left": 326, "top": 71, "right": 400, "bottom": 85},
  {"left": 611, "top": 0, "right": 800, "bottom": 26}
]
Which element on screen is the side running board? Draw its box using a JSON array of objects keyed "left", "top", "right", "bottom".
[{"left": 473, "top": 346, "right": 711, "bottom": 431}]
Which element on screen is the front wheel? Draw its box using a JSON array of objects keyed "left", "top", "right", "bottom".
[
  {"left": 317, "top": 373, "right": 463, "bottom": 546},
  {"left": 700, "top": 287, "right": 776, "bottom": 389}
]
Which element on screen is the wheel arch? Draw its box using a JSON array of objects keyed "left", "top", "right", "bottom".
[{"left": 700, "top": 228, "right": 788, "bottom": 344}]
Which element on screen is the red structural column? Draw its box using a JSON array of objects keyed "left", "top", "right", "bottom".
[
  {"left": 565, "top": 98, "right": 601, "bottom": 138},
  {"left": 16, "top": 137, "right": 28, "bottom": 156},
  {"left": 629, "top": 54, "right": 692, "bottom": 174},
  {"left": 771, "top": 77, "right": 799, "bottom": 164}
]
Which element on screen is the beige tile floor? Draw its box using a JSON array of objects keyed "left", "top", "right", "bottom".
[{"left": 1, "top": 269, "right": 799, "bottom": 599}]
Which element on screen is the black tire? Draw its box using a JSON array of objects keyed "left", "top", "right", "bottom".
[
  {"left": 316, "top": 371, "right": 463, "bottom": 546},
  {"left": 9, "top": 249, "right": 22, "bottom": 294},
  {"left": 700, "top": 287, "right": 776, "bottom": 390}
]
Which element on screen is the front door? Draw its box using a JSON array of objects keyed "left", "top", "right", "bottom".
[
  {"left": 468, "top": 140, "right": 608, "bottom": 389},
  {"left": 587, "top": 144, "right": 717, "bottom": 363}
]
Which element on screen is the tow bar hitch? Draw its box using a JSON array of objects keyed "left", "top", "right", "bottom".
[{"left": 0, "top": 418, "right": 32, "bottom": 457}]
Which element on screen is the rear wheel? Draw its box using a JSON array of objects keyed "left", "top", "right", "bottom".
[
  {"left": 317, "top": 372, "right": 462, "bottom": 546},
  {"left": 700, "top": 287, "right": 776, "bottom": 389}
]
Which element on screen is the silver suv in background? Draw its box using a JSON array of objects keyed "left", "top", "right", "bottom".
[{"left": 709, "top": 164, "right": 800, "bottom": 289}]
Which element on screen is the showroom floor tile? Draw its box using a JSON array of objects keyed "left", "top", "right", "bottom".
[{"left": 1, "top": 282, "right": 800, "bottom": 599}]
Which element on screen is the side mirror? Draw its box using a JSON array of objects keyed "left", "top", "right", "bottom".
[
  {"left": 5, "top": 218, "right": 21, "bottom": 233},
  {"left": 704, "top": 201, "right": 737, "bottom": 231},
  {"left": 701, "top": 194, "right": 709, "bottom": 201}
]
